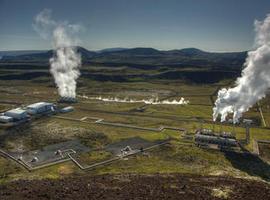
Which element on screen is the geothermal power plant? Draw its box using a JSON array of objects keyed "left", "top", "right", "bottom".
[
  {"left": 0, "top": 102, "right": 73, "bottom": 126},
  {"left": 1, "top": 4, "right": 270, "bottom": 199}
]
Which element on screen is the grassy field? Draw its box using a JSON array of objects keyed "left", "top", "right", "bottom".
[{"left": 0, "top": 64, "right": 270, "bottom": 183}]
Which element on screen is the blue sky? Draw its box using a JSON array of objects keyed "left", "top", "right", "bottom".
[{"left": 0, "top": 0, "right": 270, "bottom": 51}]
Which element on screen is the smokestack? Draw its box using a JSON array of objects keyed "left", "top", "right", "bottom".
[
  {"left": 34, "top": 9, "right": 81, "bottom": 101},
  {"left": 213, "top": 14, "right": 270, "bottom": 123}
]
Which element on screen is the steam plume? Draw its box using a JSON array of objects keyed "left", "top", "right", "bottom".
[
  {"left": 213, "top": 14, "right": 270, "bottom": 123},
  {"left": 79, "top": 95, "right": 189, "bottom": 105},
  {"left": 34, "top": 9, "right": 81, "bottom": 99}
]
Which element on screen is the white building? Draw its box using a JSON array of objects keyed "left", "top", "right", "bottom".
[
  {"left": 5, "top": 108, "right": 28, "bottom": 120},
  {"left": 26, "top": 102, "right": 55, "bottom": 115},
  {"left": 0, "top": 115, "right": 13, "bottom": 123}
]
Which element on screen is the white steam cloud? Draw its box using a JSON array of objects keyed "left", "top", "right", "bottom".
[
  {"left": 34, "top": 9, "right": 81, "bottom": 99},
  {"left": 79, "top": 95, "right": 189, "bottom": 105},
  {"left": 213, "top": 14, "right": 270, "bottom": 123}
]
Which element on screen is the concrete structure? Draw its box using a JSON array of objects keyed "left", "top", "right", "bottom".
[
  {"left": 26, "top": 102, "right": 55, "bottom": 115},
  {"left": 4, "top": 108, "right": 28, "bottom": 120}
]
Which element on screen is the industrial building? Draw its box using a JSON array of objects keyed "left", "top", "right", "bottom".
[
  {"left": 195, "top": 129, "right": 239, "bottom": 149},
  {"left": 0, "top": 102, "right": 59, "bottom": 125},
  {"left": 26, "top": 102, "right": 56, "bottom": 115},
  {"left": 4, "top": 108, "right": 28, "bottom": 121},
  {"left": 0, "top": 108, "right": 29, "bottom": 124}
]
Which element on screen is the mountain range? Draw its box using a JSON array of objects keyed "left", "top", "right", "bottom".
[{"left": 0, "top": 47, "right": 247, "bottom": 69}]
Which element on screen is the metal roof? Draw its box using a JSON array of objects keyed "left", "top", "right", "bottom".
[
  {"left": 61, "top": 106, "right": 74, "bottom": 111},
  {"left": 27, "top": 102, "right": 54, "bottom": 109},
  {"left": 5, "top": 108, "right": 27, "bottom": 115},
  {"left": 0, "top": 115, "right": 13, "bottom": 120}
]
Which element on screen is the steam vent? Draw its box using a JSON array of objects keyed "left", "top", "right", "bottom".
[{"left": 58, "top": 97, "right": 78, "bottom": 103}]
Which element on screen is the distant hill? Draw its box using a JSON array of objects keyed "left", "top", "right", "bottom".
[
  {"left": 1, "top": 47, "right": 96, "bottom": 63},
  {"left": 0, "top": 50, "right": 46, "bottom": 59},
  {"left": 97, "top": 48, "right": 129, "bottom": 53},
  {"left": 91, "top": 47, "right": 247, "bottom": 69},
  {"left": 0, "top": 47, "right": 247, "bottom": 69}
]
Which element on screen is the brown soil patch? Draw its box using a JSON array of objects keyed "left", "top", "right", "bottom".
[{"left": 0, "top": 174, "right": 270, "bottom": 200}]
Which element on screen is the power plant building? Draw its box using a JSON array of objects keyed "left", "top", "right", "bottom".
[
  {"left": 195, "top": 129, "right": 239, "bottom": 149},
  {"left": 0, "top": 101, "right": 69, "bottom": 125},
  {"left": 4, "top": 108, "right": 28, "bottom": 120},
  {"left": 26, "top": 102, "right": 55, "bottom": 115}
]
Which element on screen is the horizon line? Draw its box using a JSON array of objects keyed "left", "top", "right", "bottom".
[{"left": 0, "top": 46, "right": 249, "bottom": 53}]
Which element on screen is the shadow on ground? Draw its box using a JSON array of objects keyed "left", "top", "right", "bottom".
[{"left": 224, "top": 151, "right": 270, "bottom": 181}]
